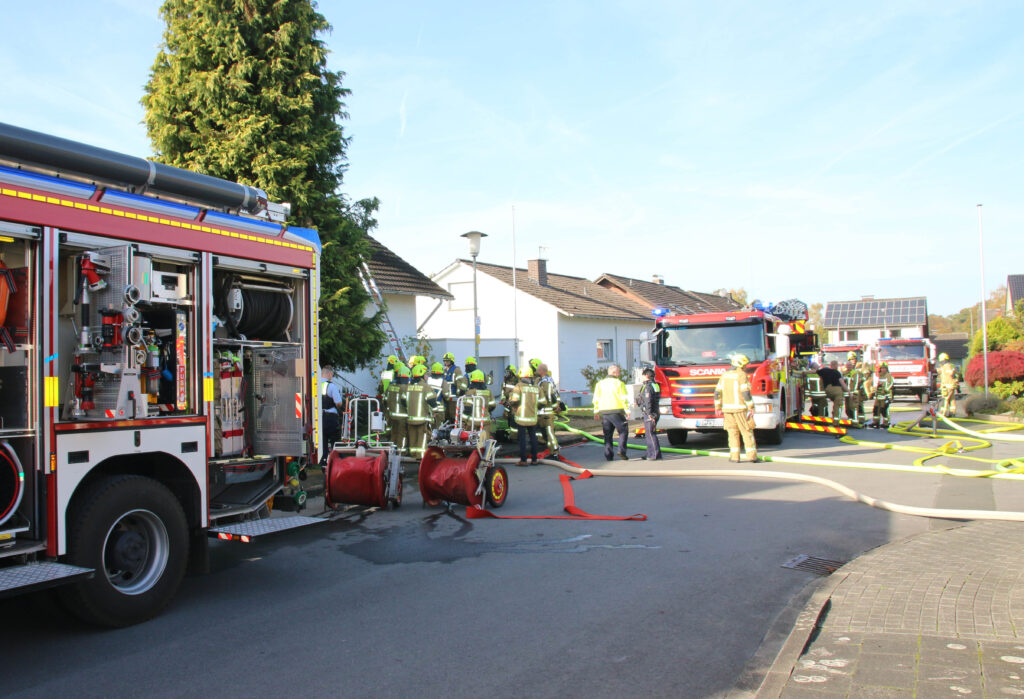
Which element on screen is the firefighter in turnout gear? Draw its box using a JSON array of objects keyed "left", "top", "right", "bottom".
[
  {"left": 535, "top": 363, "right": 561, "bottom": 457},
  {"left": 386, "top": 364, "right": 410, "bottom": 453},
  {"left": 714, "top": 354, "right": 757, "bottom": 462},
  {"left": 509, "top": 365, "right": 545, "bottom": 466},
  {"left": 377, "top": 354, "right": 398, "bottom": 395},
  {"left": 937, "top": 353, "right": 960, "bottom": 417},
  {"left": 805, "top": 363, "right": 827, "bottom": 417},
  {"left": 463, "top": 370, "right": 496, "bottom": 445},
  {"left": 455, "top": 357, "right": 477, "bottom": 397},
  {"left": 501, "top": 364, "right": 519, "bottom": 437},
  {"left": 441, "top": 352, "right": 462, "bottom": 422},
  {"left": 405, "top": 364, "right": 433, "bottom": 457},
  {"left": 428, "top": 361, "right": 447, "bottom": 428},
  {"left": 636, "top": 367, "right": 663, "bottom": 460},
  {"left": 844, "top": 361, "right": 868, "bottom": 425},
  {"left": 869, "top": 363, "right": 895, "bottom": 428}
]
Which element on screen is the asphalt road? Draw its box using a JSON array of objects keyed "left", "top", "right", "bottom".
[{"left": 4, "top": 404, "right": 1024, "bottom": 698}]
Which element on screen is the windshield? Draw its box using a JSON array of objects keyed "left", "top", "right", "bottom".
[
  {"left": 657, "top": 322, "right": 766, "bottom": 366},
  {"left": 822, "top": 349, "right": 857, "bottom": 365},
  {"left": 879, "top": 344, "right": 926, "bottom": 360}
]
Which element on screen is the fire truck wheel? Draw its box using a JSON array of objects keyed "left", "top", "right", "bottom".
[
  {"left": 757, "top": 420, "right": 785, "bottom": 446},
  {"left": 666, "top": 429, "right": 688, "bottom": 446},
  {"left": 485, "top": 466, "right": 508, "bottom": 508},
  {"left": 59, "top": 475, "right": 188, "bottom": 628}
]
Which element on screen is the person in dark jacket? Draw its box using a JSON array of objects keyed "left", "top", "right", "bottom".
[
  {"left": 817, "top": 361, "right": 848, "bottom": 420},
  {"left": 636, "top": 368, "right": 663, "bottom": 460}
]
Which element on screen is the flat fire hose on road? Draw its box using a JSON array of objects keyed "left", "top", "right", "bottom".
[{"left": 466, "top": 468, "right": 646, "bottom": 521}]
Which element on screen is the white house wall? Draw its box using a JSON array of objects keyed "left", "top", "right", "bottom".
[
  {"left": 556, "top": 316, "right": 651, "bottom": 399},
  {"left": 826, "top": 324, "right": 926, "bottom": 345},
  {"left": 335, "top": 293, "right": 419, "bottom": 395}
]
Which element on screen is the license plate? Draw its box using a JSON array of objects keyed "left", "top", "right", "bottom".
[{"left": 696, "top": 418, "right": 723, "bottom": 427}]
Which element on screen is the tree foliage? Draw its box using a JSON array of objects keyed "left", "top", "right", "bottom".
[
  {"left": 142, "top": 0, "right": 383, "bottom": 370},
  {"left": 968, "top": 315, "right": 1024, "bottom": 357},
  {"left": 964, "top": 350, "right": 1024, "bottom": 388}
]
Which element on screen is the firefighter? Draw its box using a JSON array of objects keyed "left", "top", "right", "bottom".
[
  {"left": 500, "top": 364, "right": 519, "bottom": 438},
  {"left": 714, "top": 354, "right": 757, "bottom": 463},
  {"left": 844, "top": 361, "right": 868, "bottom": 425},
  {"left": 819, "top": 360, "right": 847, "bottom": 420},
  {"left": 529, "top": 357, "right": 543, "bottom": 374},
  {"left": 320, "top": 364, "right": 344, "bottom": 464},
  {"left": 386, "top": 364, "right": 410, "bottom": 453},
  {"left": 869, "top": 363, "right": 895, "bottom": 428},
  {"left": 535, "top": 363, "right": 561, "bottom": 457},
  {"left": 509, "top": 365, "right": 545, "bottom": 466},
  {"left": 463, "top": 369, "right": 496, "bottom": 445},
  {"left": 456, "top": 356, "right": 478, "bottom": 396},
  {"left": 377, "top": 354, "right": 398, "bottom": 395},
  {"left": 593, "top": 364, "right": 630, "bottom": 461},
  {"left": 805, "top": 362, "right": 827, "bottom": 417},
  {"left": 428, "top": 361, "right": 447, "bottom": 428},
  {"left": 636, "top": 367, "right": 663, "bottom": 460},
  {"left": 405, "top": 364, "right": 433, "bottom": 458},
  {"left": 937, "top": 352, "right": 960, "bottom": 417},
  {"left": 441, "top": 352, "right": 462, "bottom": 422}
]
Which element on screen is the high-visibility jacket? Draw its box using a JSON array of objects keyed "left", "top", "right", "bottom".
[
  {"left": 804, "top": 372, "right": 825, "bottom": 397},
  {"left": 844, "top": 370, "right": 867, "bottom": 397},
  {"left": 378, "top": 368, "right": 394, "bottom": 395},
  {"left": 464, "top": 388, "right": 496, "bottom": 427},
  {"left": 510, "top": 382, "right": 544, "bottom": 426},
  {"left": 873, "top": 373, "right": 894, "bottom": 399},
  {"left": 714, "top": 368, "right": 753, "bottom": 412},
  {"left": 405, "top": 383, "right": 432, "bottom": 425},
  {"left": 592, "top": 376, "right": 629, "bottom": 415},
  {"left": 537, "top": 377, "right": 559, "bottom": 415},
  {"left": 938, "top": 362, "right": 959, "bottom": 388},
  {"left": 385, "top": 383, "right": 407, "bottom": 417}
]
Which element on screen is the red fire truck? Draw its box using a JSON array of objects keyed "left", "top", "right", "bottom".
[
  {"left": 641, "top": 301, "right": 816, "bottom": 446},
  {"left": 819, "top": 343, "right": 865, "bottom": 367},
  {"left": 872, "top": 337, "right": 936, "bottom": 402},
  {"left": 0, "top": 123, "right": 324, "bottom": 626}
]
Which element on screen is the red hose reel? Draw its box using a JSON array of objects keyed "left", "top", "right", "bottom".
[
  {"left": 325, "top": 446, "right": 403, "bottom": 509},
  {"left": 418, "top": 446, "right": 507, "bottom": 509}
]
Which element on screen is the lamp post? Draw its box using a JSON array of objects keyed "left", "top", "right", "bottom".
[
  {"left": 978, "top": 204, "right": 989, "bottom": 395},
  {"left": 461, "top": 231, "right": 487, "bottom": 360}
]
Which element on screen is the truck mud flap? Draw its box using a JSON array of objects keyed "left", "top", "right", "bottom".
[
  {"left": 0, "top": 562, "right": 94, "bottom": 599},
  {"left": 208, "top": 515, "right": 324, "bottom": 542}
]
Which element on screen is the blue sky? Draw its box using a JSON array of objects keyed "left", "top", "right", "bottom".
[{"left": 2, "top": 1, "right": 1021, "bottom": 316}]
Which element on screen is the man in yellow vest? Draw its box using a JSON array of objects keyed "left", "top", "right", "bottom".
[
  {"left": 593, "top": 364, "right": 630, "bottom": 461},
  {"left": 509, "top": 365, "right": 545, "bottom": 466},
  {"left": 714, "top": 354, "right": 757, "bottom": 463},
  {"left": 405, "top": 364, "right": 434, "bottom": 458}
]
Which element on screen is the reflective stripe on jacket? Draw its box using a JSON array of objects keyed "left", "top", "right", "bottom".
[
  {"left": 715, "top": 369, "right": 753, "bottom": 411},
  {"left": 511, "top": 383, "right": 543, "bottom": 426},
  {"left": 406, "top": 384, "right": 431, "bottom": 424}
]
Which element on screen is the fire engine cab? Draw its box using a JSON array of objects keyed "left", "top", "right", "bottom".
[
  {"left": 872, "top": 337, "right": 936, "bottom": 402},
  {"left": 0, "top": 123, "right": 323, "bottom": 626},
  {"left": 819, "top": 343, "right": 865, "bottom": 367},
  {"left": 640, "top": 300, "right": 816, "bottom": 447}
]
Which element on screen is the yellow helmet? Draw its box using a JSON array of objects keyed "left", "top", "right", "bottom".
[
  {"left": 387, "top": 354, "right": 398, "bottom": 365},
  {"left": 469, "top": 369, "right": 486, "bottom": 383},
  {"left": 411, "top": 364, "right": 427, "bottom": 377},
  {"left": 442, "top": 352, "right": 455, "bottom": 362},
  {"left": 430, "top": 362, "right": 444, "bottom": 374},
  {"left": 938, "top": 352, "right": 949, "bottom": 362},
  {"left": 519, "top": 366, "right": 533, "bottom": 378},
  {"left": 529, "top": 358, "right": 542, "bottom": 370},
  {"left": 731, "top": 354, "right": 750, "bottom": 368},
  {"left": 465, "top": 356, "right": 477, "bottom": 365},
  {"left": 847, "top": 351, "right": 857, "bottom": 360}
]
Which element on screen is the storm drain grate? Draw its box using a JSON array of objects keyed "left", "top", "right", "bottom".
[{"left": 781, "top": 554, "right": 845, "bottom": 576}]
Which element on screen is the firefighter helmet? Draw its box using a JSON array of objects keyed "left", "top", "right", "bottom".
[
  {"left": 411, "top": 364, "right": 427, "bottom": 377},
  {"left": 506, "top": 364, "right": 517, "bottom": 373},
  {"left": 847, "top": 351, "right": 857, "bottom": 360},
  {"left": 519, "top": 366, "right": 533, "bottom": 378},
  {"left": 469, "top": 369, "right": 486, "bottom": 383},
  {"left": 387, "top": 354, "right": 398, "bottom": 365},
  {"left": 395, "top": 363, "right": 410, "bottom": 377},
  {"left": 938, "top": 352, "right": 949, "bottom": 362},
  {"left": 430, "top": 362, "right": 443, "bottom": 374},
  {"left": 464, "top": 356, "right": 477, "bottom": 366},
  {"left": 442, "top": 352, "right": 455, "bottom": 362},
  {"left": 529, "top": 358, "right": 542, "bottom": 370},
  {"left": 731, "top": 354, "right": 750, "bottom": 368},
  {"left": 878, "top": 362, "right": 889, "bottom": 371}
]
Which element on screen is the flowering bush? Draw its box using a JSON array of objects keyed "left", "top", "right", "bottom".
[{"left": 965, "top": 350, "right": 1024, "bottom": 387}]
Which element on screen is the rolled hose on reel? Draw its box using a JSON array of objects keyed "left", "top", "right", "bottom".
[
  {"left": 215, "top": 274, "right": 294, "bottom": 340},
  {"left": 0, "top": 441, "right": 24, "bottom": 527}
]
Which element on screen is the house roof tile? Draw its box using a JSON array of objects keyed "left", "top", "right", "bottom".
[
  {"left": 595, "top": 273, "right": 742, "bottom": 313},
  {"left": 1008, "top": 275, "right": 1024, "bottom": 308},
  {"left": 366, "top": 237, "right": 452, "bottom": 299}
]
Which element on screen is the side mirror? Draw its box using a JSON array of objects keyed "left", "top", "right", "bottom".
[
  {"left": 639, "top": 331, "right": 653, "bottom": 364},
  {"left": 775, "top": 333, "right": 791, "bottom": 360}
]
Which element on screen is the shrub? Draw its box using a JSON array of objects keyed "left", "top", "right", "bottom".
[
  {"left": 1004, "top": 398, "right": 1024, "bottom": 417},
  {"left": 964, "top": 350, "right": 1024, "bottom": 387},
  {"left": 992, "top": 380, "right": 1024, "bottom": 400},
  {"left": 580, "top": 365, "right": 609, "bottom": 390},
  {"left": 963, "top": 393, "right": 1006, "bottom": 416},
  {"left": 968, "top": 316, "right": 1024, "bottom": 356}
]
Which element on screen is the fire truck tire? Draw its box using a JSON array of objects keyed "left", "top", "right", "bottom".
[
  {"left": 59, "top": 475, "right": 188, "bottom": 628},
  {"left": 485, "top": 466, "right": 508, "bottom": 508},
  {"left": 666, "top": 429, "right": 688, "bottom": 446},
  {"left": 757, "top": 420, "right": 785, "bottom": 445}
]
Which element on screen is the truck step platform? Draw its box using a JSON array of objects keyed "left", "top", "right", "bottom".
[
  {"left": 0, "top": 562, "right": 94, "bottom": 598},
  {"left": 208, "top": 515, "right": 325, "bottom": 542}
]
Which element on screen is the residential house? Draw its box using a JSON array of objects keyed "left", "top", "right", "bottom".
[
  {"left": 822, "top": 296, "right": 929, "bottom": 344},
  {"left": 417, "top": 258, "right": 653, "bottom": 399},
  {"left": 333, "top": 237, "right": 452, "bottom": 395},
  {"left": 1006, "top": 274, "right": 1024, "bottom": 315},
  {"left": 931, "top": 332, "right": 970, "bottom": 370},
  {"left": 595, "top": 273, "right": 742, "bottom": 314}
]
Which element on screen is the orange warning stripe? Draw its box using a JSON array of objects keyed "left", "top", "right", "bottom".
[
  {"left": 785, "top": 421, "right": 847, "bottom": 435},
  {"left": 801, "top": 414, "right": 853, "bottom": 426}
]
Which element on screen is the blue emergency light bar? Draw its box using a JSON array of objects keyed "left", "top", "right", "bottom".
[{"left": 0, "top": 164, "right": 96, "bottom": 199}]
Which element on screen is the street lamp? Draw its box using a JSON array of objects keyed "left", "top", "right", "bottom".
[{"left": 461, "top": 230, "right": 487, "bottom": 359}]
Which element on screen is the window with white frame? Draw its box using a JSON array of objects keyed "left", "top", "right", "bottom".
[
  {"left": 596, "top": 339, "right": 613, "bottom": 361},
  {"left": 841, "top": 330, "right": 859, "bottom": 341}
]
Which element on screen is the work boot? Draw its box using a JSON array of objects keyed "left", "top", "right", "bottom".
[
  {"left": 516, "top": 460, "right": 527, "bottom": 467},
  {"left": 741, "top": 453, "right": 758, "bottom": 463},
  {"left": 618, "top": 453, "right": 629, "bottom": 460},
  {"left": 530, "top": 458, "right": 538, "bottom": 465},
  {"left": 729, "top": 454, "right": 740, "bottom": 463}
]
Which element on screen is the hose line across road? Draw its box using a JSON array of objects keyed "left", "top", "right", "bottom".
[{"left": 506, "top": 412, "right": 1024, "bottom": 522}]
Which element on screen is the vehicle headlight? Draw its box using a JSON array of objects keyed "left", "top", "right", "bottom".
[{"left": 755, "top": 403, "right": 773, "bottom": 413}]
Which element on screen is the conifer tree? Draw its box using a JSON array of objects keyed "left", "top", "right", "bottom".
[{"left": 142, "top": 0, "right": 384, "bottom": 370}]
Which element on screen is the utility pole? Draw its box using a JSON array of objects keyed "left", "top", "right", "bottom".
[{"left": 978, "top": 204, "right": 989, "bottom": 395}]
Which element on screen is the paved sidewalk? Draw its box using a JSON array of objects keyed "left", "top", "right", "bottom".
[{"left": 760, "top": 520, "right": 1024, "bottom": 698}]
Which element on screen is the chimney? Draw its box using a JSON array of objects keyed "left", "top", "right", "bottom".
[
  {"left": 652, "top": 274, "right": 664, "bottom": 285},
  {"left": 528, "top": 259, "right": 548, "bottom": 286},
  {"left": 862, "top": 295, "right": 875, "bottom": 300}
]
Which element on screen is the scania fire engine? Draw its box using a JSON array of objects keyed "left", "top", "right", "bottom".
[
  {"left": 640, "top": 300, "right": 817, "bottom": 446},
  {"left": 872, "top": 336, "right": 936, "bottom": 401},
  {"left": 0, "top": 123, "right": 325, "bottom": 626}
]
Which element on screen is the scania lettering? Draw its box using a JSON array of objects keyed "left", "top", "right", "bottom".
[
  {"left": 640, "top": 301, "right": 816, "bottom": 447},
  {"left": 0, "top": 123, "right": 325, "bottom": 626}
]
